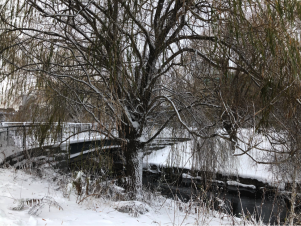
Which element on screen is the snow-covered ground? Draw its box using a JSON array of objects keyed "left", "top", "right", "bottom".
[
  {"left": 0, "top": 167, "right": 249, "bottom": 226},
  {"left": 0, "top": 127, "right": 290, "bottom": 225},
  {"left": 143, "top": 128, "right": 285, "bottom": 188}
]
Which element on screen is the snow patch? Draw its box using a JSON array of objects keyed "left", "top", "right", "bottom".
[{"left": 227, "top": 181, "right": 256, "bottom": 189}]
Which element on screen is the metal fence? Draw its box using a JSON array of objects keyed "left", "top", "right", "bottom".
[{"left": 0, "top": 122, "right": 93, "bottom": 150}]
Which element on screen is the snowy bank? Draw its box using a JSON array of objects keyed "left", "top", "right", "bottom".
[
  {"left": 143, "top": 128, "right": 286, "bottom": 189},
  {"left": 0, "top": 167, "right": 244, "bottom": 226}
]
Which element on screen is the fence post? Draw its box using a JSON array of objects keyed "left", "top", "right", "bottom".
[
  {"left": 23, "top": 126, "right": 26, "bottom": 149},
  {"left": 7, "top": 127, "right": 9, "bottom": 146}
]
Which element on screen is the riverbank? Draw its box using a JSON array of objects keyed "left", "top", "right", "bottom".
[{"left": 0, "top": 167, "right": 246, "bottom": 226}]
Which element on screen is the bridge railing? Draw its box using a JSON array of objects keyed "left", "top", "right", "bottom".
[{"left": 0, "top": 122, "right": 94, "bottom": 150}]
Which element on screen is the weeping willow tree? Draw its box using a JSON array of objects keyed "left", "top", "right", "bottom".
[
  {"left": 1, "top": 0, "right": 301, "bottom": 199},
  {"left": 187, "top": 2, "right": 301, "bottom": 223}
]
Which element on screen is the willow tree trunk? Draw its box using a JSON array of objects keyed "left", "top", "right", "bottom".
[
  {"left": 125, "top": 148, "right": 143, "bottom": 199},
  {"left": 122, "top": 127, "right": 144, "bottom": 199}
]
